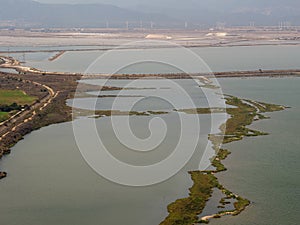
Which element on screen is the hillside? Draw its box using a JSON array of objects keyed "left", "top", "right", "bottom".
[{"left": 0, "top": 0, "right": 170, "bottom": 28}]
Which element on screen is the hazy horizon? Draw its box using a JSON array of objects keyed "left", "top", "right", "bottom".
[
  {"left": 35, "top": 0, "right": 300, "bottom": 8},
  {"left": 1, "top": 0, "right": 300, "bottom": 28}
]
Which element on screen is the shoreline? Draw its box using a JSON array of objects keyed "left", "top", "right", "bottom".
[{"left": 1, "top": 56, "right": 300, "bottom": 79}]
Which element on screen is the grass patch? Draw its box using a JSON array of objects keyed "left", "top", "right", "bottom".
[
  {"left": 0, "top": 111, "right": 9, "bottom": 122},
  {"left": 0, "top": 90, "right": 37, "bottom": 106},
  {"left": 232, "top": 197, "right": 251, "bottom": 215}
]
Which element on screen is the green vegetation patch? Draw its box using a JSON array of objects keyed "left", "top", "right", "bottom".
[
  {"left": 221, "top": 96, "right": 284, "bottom": 144},
  {"left": 177, "top": 108, "right": 226, "bottom": 114},
  {"left": 160, "top": 172, "right": 218, "bottom": 225},
  {"left": 0, "top": 111, "right": 9, "bottom": 122},
  {"left": 0, "top": 90, "right": 37, "bottom": 106},
  {"left": 73, "top": 109, "right": 170, "bottom": 118}
]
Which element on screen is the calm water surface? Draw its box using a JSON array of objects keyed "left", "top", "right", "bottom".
[
  {"left": 0, "top": 47, "right": 299, "bottom": 224},
  {"left": 0, "top": 79, "right": 226, "bottom": 225},
  {"left": 209, "top": 77, "right": 300, "bottom": 225},
  {"left": 24, "top": 45, "right": 300, "bottom": 73}
]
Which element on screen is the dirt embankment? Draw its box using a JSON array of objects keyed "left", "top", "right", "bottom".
[{"left": 48, "top": 51, "right": 66, "bottom": 61}]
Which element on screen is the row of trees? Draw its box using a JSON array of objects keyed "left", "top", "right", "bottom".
[{"left": 0, "top": 103, "right": 26, "bottom": 112}]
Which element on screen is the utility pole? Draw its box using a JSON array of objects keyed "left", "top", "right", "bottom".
[
  {"left": 278, "top": 21, "right": 283, "bottom": 30},
  {"left": 216, "top": 22, "right": 225, "bottom": 30},
  {"left": 284, "top": 21, "right": 291, "bottom": 30},
  {"left": 150, "top": 21, "right": 154, "bottom": 29},
  {"left": 140, "top": 20, "right": 143, "bottom": 29}
]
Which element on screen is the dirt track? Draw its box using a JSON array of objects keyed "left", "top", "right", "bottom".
[{"left": 0, "top": 72, "right": 82, "bottom": 179}]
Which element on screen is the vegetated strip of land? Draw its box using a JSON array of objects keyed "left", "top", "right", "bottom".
[
  {"left": 159, "top": 96, "right": 286, "bottom": 225},
  {"left": 1, "top": 55, "right": 300, "bottom": 79}
]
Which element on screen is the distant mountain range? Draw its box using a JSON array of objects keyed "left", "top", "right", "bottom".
[
  {"left": 0, "top": 0, "right": 300, "bottom": 28},
  {"left": 130, "top": 0, "right": 300, "bottom": 26},
  {"left": 0, "top": 0, "right": 171, "bottom": 28}
]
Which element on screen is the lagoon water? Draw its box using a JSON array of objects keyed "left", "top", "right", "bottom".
[
  {"left": 0, "top": 45, "right": 299, "bottom": 225},
  {"left": 24, "top": 45, "right": 300, "bottom": 73},
  {"left": 210, "top": 77, "right": 300, "bottom": 225},
  {"left": 0, "top": 78, "right": 227, "bottom": 225}
]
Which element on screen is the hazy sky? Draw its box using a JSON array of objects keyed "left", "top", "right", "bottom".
[
  {"left": 36, "top": 0, "right": 138, "bottom": 5},
  {"left": 35, "top": 0, "right": 211, "bottom": 11},
  {"left": 34, "top": 0, "right": 300, "bottom": 8},
  {"left": 34, "top": 0, "right": 300, "bottom": 13},
  {"left": 37, "top": 0, "right": 104, "bottom": 2}
]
